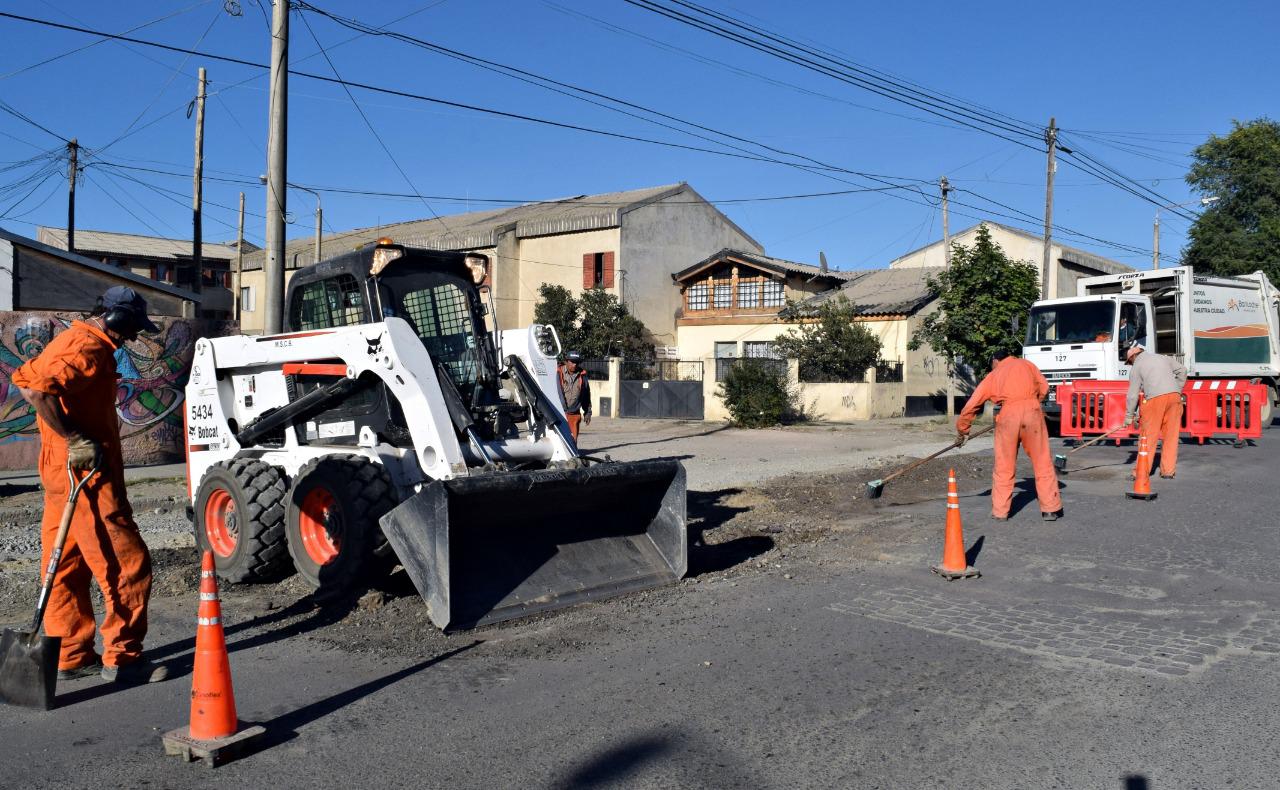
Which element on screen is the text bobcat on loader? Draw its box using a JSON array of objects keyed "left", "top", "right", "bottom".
[{"left": 184, "top": 240, "right": 687, "bottom": 629}]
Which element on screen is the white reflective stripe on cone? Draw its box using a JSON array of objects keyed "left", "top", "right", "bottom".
[
  {"left": 197, "top": 617, "right": 220, "bottom": 626},
  {"left": 199, "top": 592, "right": 218, "bottom": 601}
]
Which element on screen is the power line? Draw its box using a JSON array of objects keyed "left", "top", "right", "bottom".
[
  {"left": 620, "top": 0, "right": 1044, "bottom": 149},
  {"left": 294, "top": 9, "right": 449, "bottom": 232}
]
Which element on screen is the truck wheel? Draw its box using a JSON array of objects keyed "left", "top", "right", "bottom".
[
  {"left": 194, "top": 459, "right": 291, "bottom": 583},
  {"left": 284, "top": 456, "right": 398, "bottom": 593},
  {"left": 1262, "top": 387, "right": 1276, "bottom": 428}
]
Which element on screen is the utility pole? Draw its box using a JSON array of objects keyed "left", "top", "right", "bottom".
[
  {"left": 191, "top": 66, "right": 206, "bottom": 296},
  {"left": 235, "top": 191, "right": 245, "bottom": 322},
  {"left": 66, "top": 138, "right": 78, "bottom": 253},
  {"left": 1152, "top": 211, "right": 1160, "bottom": 269},
  {"left": 940, "top": 176, "right": 955, "bottom": 418},
  {"left": 263, "top": 0, "right": 289, "bottom": 334},
  {"left": 1041, "top": 117, "right": 1057, "bottom": 300}
]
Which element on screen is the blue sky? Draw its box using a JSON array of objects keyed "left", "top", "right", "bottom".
[{"left": 0, "top": 0, "right": 1276, "bottom": 271}]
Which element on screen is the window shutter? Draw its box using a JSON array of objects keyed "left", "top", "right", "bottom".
[
  {"left": 583, "top": 253, "right": 594, "bottom": 289},
  {"left": 603, "top": 251, "right": 615, "bottom": 288}
]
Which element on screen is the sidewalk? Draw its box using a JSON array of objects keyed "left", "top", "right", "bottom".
[{"left": 0, "top": 462, "right": 187, "bottom": 487}]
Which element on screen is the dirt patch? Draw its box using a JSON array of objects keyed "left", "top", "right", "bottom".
[{"left": 0, "top": 450, "right": 998, "bottom": 657}]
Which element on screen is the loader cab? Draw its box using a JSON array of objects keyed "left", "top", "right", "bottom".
[{"left": 283, "top": 244, "right": 498, "bottom": 445}]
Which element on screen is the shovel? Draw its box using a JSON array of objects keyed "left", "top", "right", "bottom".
[
  {"left": 865, "top": 424, "right": 994, "bottom": 500},
  {"left": 0, "top": 461, "right": 97, "bottom": 710},
  {"left": 1053, "top": 424, "right": 1127, "bottom": 473}
]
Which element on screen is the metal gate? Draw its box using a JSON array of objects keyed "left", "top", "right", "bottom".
[{"left": 619, "top": 360, "right": 704, "bottom": 420}]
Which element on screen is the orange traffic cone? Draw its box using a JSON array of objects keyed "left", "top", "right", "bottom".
[
  {"left": 931, "top": 468, "right": 980, "bottom": 580},
  {"left": 1126, "top": 434, "right": 1158, "bottom": 501},
  {"left": 162, "top": 551, "right": 265, "bottom": 767}
]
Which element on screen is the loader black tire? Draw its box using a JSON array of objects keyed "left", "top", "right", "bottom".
[
  {"left": 284, "top": 456, "right": 398, "bottom": 594},
  {"left": 193, "top": 459, "right": 291, "bottom": 583}
]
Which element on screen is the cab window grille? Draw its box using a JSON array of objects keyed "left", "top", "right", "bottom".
[
  {"left": 290, "top": 275, "right": 365, "bottom": 330},
  {"left": 400, "top": 284, "right": 480, "bottom": 392}
]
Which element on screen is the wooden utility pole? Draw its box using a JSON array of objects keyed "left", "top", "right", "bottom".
[
  {"left": 235, "top": 191, "right": 245, "bottom": 322},
  {"left": 66, "top": 138, "right": 78, "bottom": 253},
  {"left": 191, "top": 67, "right": 206, "bottom": 295},
  {"left": 1041, "top": 117, "right": 1057, "bottom": 300},
  {"left": 940, "top": 176, "right": 955, "bottom": 418},
  {"left": 263, "top": 0, "right": 289, "bottom": 334}
]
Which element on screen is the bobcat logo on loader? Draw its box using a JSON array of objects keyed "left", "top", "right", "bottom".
[{"left": 366, "top": 333, "right": 384, "bottom": 356}]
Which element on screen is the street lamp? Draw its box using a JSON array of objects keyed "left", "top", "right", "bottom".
[
  {"left": 261, "top": 175, "right": 323, "bottom": 264},
  {"left": 1154, "top": 196, "right": 1219, "bottom": 269}
]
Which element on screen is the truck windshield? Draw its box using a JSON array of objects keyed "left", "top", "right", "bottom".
[{"left": 1026, "top": 302, "right": 1115, "bottom": 346}]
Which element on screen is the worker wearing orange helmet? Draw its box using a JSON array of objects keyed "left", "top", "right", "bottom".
[
  {"left": 11, "top": 286, "right": 167, "bottom": 684},
  {"left": 956, "top": 347, "right": 1064, "bottom": 521}
]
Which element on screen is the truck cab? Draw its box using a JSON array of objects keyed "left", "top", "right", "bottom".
[{"left": 1023, "top": 294, "right": 1152, "bottom": 415}]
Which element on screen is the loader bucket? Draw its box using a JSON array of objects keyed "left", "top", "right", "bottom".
[{"left": 379, "top": 459, "right": 687, "bottom": 630}]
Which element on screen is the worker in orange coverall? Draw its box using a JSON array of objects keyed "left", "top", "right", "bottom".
[
  {"left": 12, "top": 286, "right": 167, "bottom": 684},
  {"left": 956, "top": 348, "right": 1064, "bottom": 522}
]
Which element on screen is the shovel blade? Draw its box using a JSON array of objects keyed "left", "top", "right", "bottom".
[
  {"left": 380, "top": 459, "right": 687, "bottom": 630},
  {"left": 0, "top": 628, "right": 60, "bottom": 710}
]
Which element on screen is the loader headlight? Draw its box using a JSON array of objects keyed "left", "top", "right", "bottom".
[
  {"left": 371, "top": 238, "right": 405, "bottom": 276},
  {"left": 465, "top": 254, "right": 489, "bottom": 285}
]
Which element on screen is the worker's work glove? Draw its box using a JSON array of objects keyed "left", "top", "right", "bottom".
[
  {"left": 65, "top": 434, "right": 100, "bottom": 471},
  {"left": 583, "top": 413, "right": 592, "bottom": 426},
  {"left": 1126, "top": 413, "right": 1138, "bottom": 428},
  {"left": 956, "top": 431, "right": 968, "bottom": 446}
]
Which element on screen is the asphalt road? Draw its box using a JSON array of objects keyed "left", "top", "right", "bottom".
[{"left": 1, "top": 428, "right": 1277, "bottom": 789}]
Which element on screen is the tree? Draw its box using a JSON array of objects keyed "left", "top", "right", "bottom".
[
  {"left": 908, "top": 224, "right": 1040, "bottom": 373},
  {"left": 775, "top": 296, "right": 883, "bottom": 381},
  {"left": 532, "top": 284, "right": 653, "bottom": 359},
  {"left": 1182, "top": 118, "right": 1280, "bottom": 282},
  {"left": 716, "top": 359, "right": 794, "bottom": 427}
]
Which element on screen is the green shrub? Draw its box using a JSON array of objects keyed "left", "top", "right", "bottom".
[{"left": 717, "top": 360, "right": 794, "bottom": 427}]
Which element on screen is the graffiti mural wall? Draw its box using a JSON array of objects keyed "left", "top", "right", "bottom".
[{"left": 0, "top": 311, "right": 234, "bottom": 470}]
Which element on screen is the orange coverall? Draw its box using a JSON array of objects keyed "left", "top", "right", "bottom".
[
  {"left": 1138, "top": 392, "right": 1183, "bottom": 477},
  {"left": 11, "top": 321, "right": 152, "bottom": 671},
  {"left": 956, "top": 357, "right": 1063, "bottom": 518}
]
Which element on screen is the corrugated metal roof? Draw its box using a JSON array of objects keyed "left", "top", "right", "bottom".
[
  {"left": 1, "top": 227, "right": 201, "bottom": 303},
  {"left": 802, "top": 266, "right": 943, "bottom": 316},
  {"left": 241, "top": 182, "right": 757, "bottom": 271},
  {"left": 674, "top": 248, "right": 854, "bottom": 282},
  {"left": 37, "top": 227, "right": 239, "bottom": 261}
]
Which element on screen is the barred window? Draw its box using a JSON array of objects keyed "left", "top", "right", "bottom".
[
  {"left": 687, "top": 282, "right": 709, "bottom": 311},
  {"left": 743, "top": 340, "right": 780, "bottom": 359},
  {"left": 762, "top": 279, "right": 785, "bottom": 307},
  {"left": 712, "top": 276, "right": 732, "bottom": 309},
  {"left": 290, "top": 274, "right": 365, "bottom": 330},
  {"left": 737, "top": 279, "right": 760, "bottom": 308},
  {"left": 714, "top": 341, "right": 738, "bottom": 359}
]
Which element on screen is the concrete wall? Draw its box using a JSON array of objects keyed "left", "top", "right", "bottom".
[
  {"left": 798, "top": 380, "right": 906, "bottom": 421},
  {"left": 0, "top": 311, "right": 234, "bottom": 470},
  {"left": 621, "top": 192, "right": 763, "bottom": 346},
  {"left": 516, "top": 228, "right": 621, "bottom": 328}
]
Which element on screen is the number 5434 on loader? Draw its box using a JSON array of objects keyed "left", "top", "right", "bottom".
[{"left": 184, "top": 240, "right": 686, "bottom": 629}]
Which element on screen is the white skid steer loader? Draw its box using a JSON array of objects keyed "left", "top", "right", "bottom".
[{"left": 185, "top": 240, "right": 687, "bottom": 629}]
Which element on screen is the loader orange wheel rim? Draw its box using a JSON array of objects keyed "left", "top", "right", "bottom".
[
  {"left": 203, "top": 488, "right": 238, "bottom": 557},
  {"left": 299, "top": 487, "right": 342, "bottom": 565}
]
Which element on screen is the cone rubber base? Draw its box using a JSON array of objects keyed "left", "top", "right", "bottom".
[
  {"left": 1125, "top": 492, "right": 1158, "bottom": 501},
  {"left": 931, "top": 565, "right": 980, "bottom": 580},
  {"left": 162, "top": 723, "right": 265, "bottom": 768}
]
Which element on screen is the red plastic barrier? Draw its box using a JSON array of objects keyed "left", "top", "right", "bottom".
[
  {"left": 1057, "top": 379, "right": 1265, "bottom": 443},
  {"left": 1056, "top": 381, "right": 1135, "bottom": 440},
  {"left": 1183, "top": 380, "right": 1265, "bottom": 443}
]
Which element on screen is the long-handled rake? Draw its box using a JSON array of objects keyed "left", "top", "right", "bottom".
[
  {"left": 1053, "top": 424, "right": 1127, "bottom": 473},
  {"left": 864, "top": 424, "right": 994, "bottom": 500}
]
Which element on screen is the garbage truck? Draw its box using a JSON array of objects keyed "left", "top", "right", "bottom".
[
  {"left": 184, "top": 239, "right": 687, "bottom": 630},
  {"left": 1022, "top": 266, "right": 1280, "bottom": 425}
]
